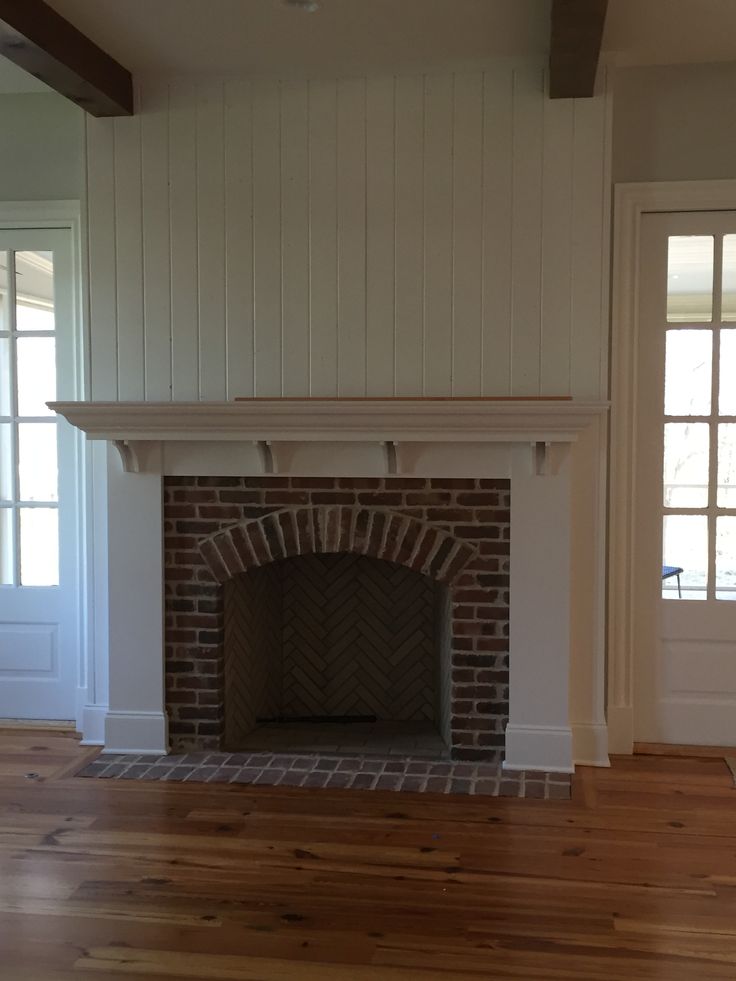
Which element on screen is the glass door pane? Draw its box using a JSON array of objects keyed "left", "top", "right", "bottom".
[
  {"left": 667, "top": 235, "right": 714, "bottom": 322},
  {"left": 0, "top": 249, "right": 58, "bottom": 588}
]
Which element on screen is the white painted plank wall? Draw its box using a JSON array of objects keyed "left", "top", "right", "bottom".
[{"left": 86, "top": 65, "right": 610, "bottom": 401}]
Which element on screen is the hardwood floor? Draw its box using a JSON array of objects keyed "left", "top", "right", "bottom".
[{"left": 2, "top": 731, "right": 736, "bottom": 979}]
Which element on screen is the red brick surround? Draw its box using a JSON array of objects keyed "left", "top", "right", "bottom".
[{"left": 164, "top": 476, "right": 510, "bottom": 760}]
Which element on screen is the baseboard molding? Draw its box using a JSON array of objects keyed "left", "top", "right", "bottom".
[
  {"left": 78, "top": 703, "right": 108, "bottom": 746},
  {"left": 606, "top": 705, "right": 634, "bottom": 755},
  {"left": 503, "top": 724, "right": 574, "bottom": 773},
  {"left": 571, "top": 722, "right": 610, "bottom": 767},
  {"left": 104, "top": 710, "right": 169, "bottom": 755}
]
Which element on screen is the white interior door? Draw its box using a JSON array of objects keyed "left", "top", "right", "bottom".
[
  {"left": 634, "top": 211, "right": 736, "bottom": 745},
  {"left": 0, "top": 229, "right": 80, "bottom": 721}
]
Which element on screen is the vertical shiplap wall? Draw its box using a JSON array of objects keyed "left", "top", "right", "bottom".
[{"left": 86, "top": 64, "right": 611, "bottom": 401}]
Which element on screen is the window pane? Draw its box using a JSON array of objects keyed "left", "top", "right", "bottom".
[
  {"left": 664, "top": 329, "right": 712, "bottom": 415},
  {"left": 663, "top": 514, "right": 708, "bottom": 599},
  {"left": 718, "top": 424, "right": 736, "bottom": 507},
  {"left": 723, "top": 235, "right": 736, "bottom": 322},
  {"left": 15, "top": 251, "right": 55, "bottom": 332},
  {"left": 664, "top": 423, "right": 709, "bottom": 507},
  {"left": 19, "top": 507, "right": 58, "bottom": 586},
  {"left": 0, "top": 336, "right": 10, "bottom": 415},
  {"left": 18, "top": 423, "right": 57, "bottom": 502},
  {"left": 0, "top": 507, "right": 12, "bottom": 585},
  {"left": 667, "top": 236, "right": 714, "bottom": 323},
  {"left": 716, "top": 516, "right": 736, "bottom": 600},
  {"left": 720, "top": 330, "right": 736, "bottom": 415},
  {"left": 16, "top": 336, "right": 55, "bottom": 416},
  {"left": 0, "top": 423, "right": 12, "bottom": 500},
  {"left": 0, "top": 250, "right": 7, "bottom": 332}
]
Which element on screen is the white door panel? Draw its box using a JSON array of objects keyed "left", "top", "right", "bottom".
[
  {"left": 0, "top": 228, "right": 79, "bottom": 720},
  {"left": 634, "top": 211, "right": 736, "bottom": 745}
]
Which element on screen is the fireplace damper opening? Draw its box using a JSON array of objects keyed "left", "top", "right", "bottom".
[{"left": 223, "top": 553, "right": 453, "bottom": 758}]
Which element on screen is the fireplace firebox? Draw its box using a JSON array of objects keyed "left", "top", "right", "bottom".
[{"left": 164, "top": 476, "right": 510, "bottom": 761}]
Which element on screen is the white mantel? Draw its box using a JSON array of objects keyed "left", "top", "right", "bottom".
[{"left": 52, "top": 399, "right": 610, "bottom": 773}]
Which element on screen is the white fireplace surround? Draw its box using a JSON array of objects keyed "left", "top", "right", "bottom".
[{"left": 52, "top": 398, "right": 610, "bottom": 773}]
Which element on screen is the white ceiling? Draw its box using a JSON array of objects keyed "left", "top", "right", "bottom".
[
  {"left": 603, "top": 0, "right": 736, "bottom": 68},
  {"left": 44, "top": 0, "right": 550, "bottom": 79},
  {"left": 2, "top": 0, "right": 736, "bottom": 95}
]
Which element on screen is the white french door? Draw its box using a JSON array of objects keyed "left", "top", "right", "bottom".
[
  {"left": 0, "top": 228, "right": 80, "bottom": 720},
  {"left": 634, "top": 211, "right": 736, "bottom": 745}
]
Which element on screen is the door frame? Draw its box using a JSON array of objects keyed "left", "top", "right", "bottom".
[
  {"left": 609, "top": 180, "right": 736, "bottom": 753},
  {"left": 0, "top": 200, "right": 94, "bottom": 734}
]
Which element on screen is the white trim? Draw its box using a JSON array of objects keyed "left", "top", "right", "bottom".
[
  {"left": 104, "top": 710, "right": 169, "bottom": 756},
  {"left": 609, "top": 180, "right": 736, "bottom": 755},
  {"left": 78, "top": 700, "right": 108, "bottom": 746},
  {"left": 48, "top": 399, "right": 608, "bottom": 442},
  {"left": 503, "top": 725, "right": 574, "bottom": 774},
  {"left": 571, "top": 722, "right": 610, "bottom": 767}
]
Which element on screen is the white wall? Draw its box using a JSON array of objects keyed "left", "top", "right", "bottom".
[
  {"left": 0, "top": 93, "right": 84, "bottom": 200},
  {"left": 86, "top": 63, "right": 611, "bottom": 402},
  {"left": 613, "top": 62, "right": 736, "bottom": 183}
]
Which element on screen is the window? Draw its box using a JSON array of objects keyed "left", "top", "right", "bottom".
[
  {"left": 663, "top": 235, "right": 736, "bottom": 600},
  {"left": 0, "top": 250, "right": 59, "bottom": 587}
]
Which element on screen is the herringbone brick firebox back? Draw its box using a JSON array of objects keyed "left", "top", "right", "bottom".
[{"left": 164, "top": 476, "right": 510, "bottom": 761}]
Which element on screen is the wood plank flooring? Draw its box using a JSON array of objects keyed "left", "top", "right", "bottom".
[{"left": 1, "top": 730, "right": 736, "bottom": 979}]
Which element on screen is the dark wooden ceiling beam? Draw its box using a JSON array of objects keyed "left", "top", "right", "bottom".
[
  {"left": 0, "top": 0, "right": 133, "bottom": 116},
  {"left": 549, "top": 0, "right": 608, "bottom": 99}
]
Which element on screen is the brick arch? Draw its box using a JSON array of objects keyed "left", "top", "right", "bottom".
[{"left": 199, "top": 506, "right": 478, "bottom": 585}]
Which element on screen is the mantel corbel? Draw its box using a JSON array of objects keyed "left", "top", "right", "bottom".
[{"left": 112, "top": 439, "right": 142, "bottom": 473}]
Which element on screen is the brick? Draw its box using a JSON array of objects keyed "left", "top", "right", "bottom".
[
  {"left": 430, "top": 478, "right": 476, "bottom": 489},
  {"left": 311, "top": 492, "right": 356, "bottom": 505},
  {"left": 218, "top": 490, "right": 262, "bottom": 504},
  {"left": 199, "top": 505, "right": 242, "bottom": 520},
  {"left": 291, "top": 477, "right": 336, "bottom": 489},
  {"left": 264, "top": 490, "right": 309, "bottom": 505}
]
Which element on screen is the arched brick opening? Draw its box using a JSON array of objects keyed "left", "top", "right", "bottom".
[
  {"left": 199, "top": 506, "right": 479, "bottom": 585},
  {"left": 163, "top": 477, "right": 510, "bottom": 759}
]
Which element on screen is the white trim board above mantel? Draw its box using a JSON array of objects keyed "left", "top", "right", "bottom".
[{"left": 49, "top": 399, "right": 609, "bottom": 477}]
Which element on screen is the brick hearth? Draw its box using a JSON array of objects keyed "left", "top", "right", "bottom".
[{"left": 164, "top": 477, "right": 510, "bottom": 760}]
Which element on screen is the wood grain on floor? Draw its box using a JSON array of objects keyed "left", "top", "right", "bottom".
[{"left": 0, "top": 730, "right": 735, "bottom": 979}]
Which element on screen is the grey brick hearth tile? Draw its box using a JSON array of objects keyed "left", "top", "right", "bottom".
[
  {"left": 425, "top": 776, "right": 450, "bottom": 793},
  {"left": 230, "top": 767, "right": 262, "bottom": 783},
  {"left": 302, "top": 771, "right": 330, "bottom": 788},
  {"left": 208, "top": 766, "right": 241, "bottom": 782},
  {"left": 119, "top": 764, "right": 153, "bottom": 780},
  {"left": 350, "top": 773, "right": 377, "bottom": 790},
  {"left": 98, "top": 763, "right": 129, "bottom": 778},
  {"left": 279, "top": 770, "right": 308, "bottom": 787},
  {"left": 254, "top": 769, "right": 286, "bottom": 785},
  {"left": 399, "top": 776, "right": 426, "bottom": 793},
  {"left": 325, "top": 772, "right": 353, "bottom": 789},
  {"left": 474, "top": 780, "right": 499, "bottom": 796},
  {"left": 375, "top": 774, "right": 403, "bottom": 791},
  {"left": 74, "top": 749, "right": 572, "bottom": 800}
]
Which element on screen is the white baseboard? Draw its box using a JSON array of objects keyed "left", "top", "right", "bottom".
[
  {"left": 606, "top": 705, "right": 634, "bottom": 755},
  {"left": 503, "top": 724, "right": 574, "bottom": 773},
  {"left": 571, "top": 722, "right": 610, "bottom": 767},
  {"left": 104, "top": 710, "right": 169, "bottom": 755},
  {"left": 78, "top": 703, "right": 108, "bottom": 745}
]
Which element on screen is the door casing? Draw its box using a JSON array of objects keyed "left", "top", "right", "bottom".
[
  {"left": 0, "top": 201, "right": 92, "bottom": 731},
  {"left": 609, "top": 180, "right": 736, "bottom": 753}
]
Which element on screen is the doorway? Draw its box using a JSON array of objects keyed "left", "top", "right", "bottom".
[
  {"left": 632, "top": 211, "right": 736, "bottom": 745},
  {"left": 0, "top": 227, "right": 81, "bottom": 722}
]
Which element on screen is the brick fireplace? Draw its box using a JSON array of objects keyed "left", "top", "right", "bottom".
[
  {"left": 165, "top": 477, "right": 510, "bottom": 760},
  {"left": 51, "top": 398, "right": 609, "bottom": 772}
]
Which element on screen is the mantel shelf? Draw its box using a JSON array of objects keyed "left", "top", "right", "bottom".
[{"left": 49, "top": 399, "right": 609, "bottom": 444}]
